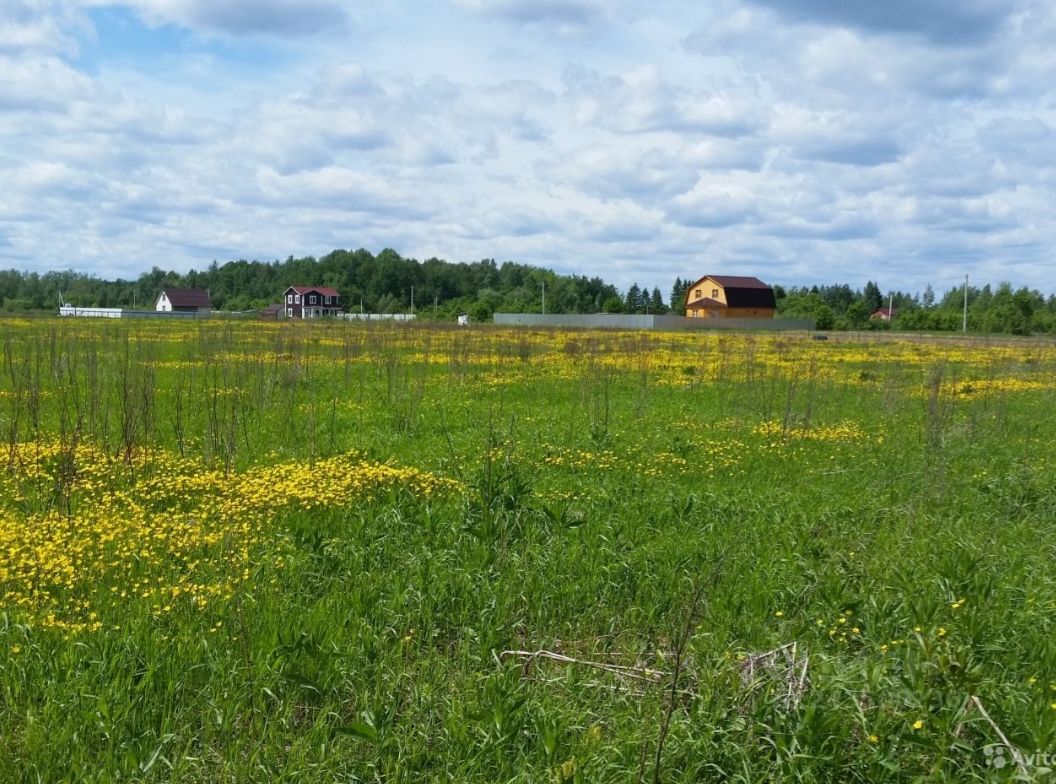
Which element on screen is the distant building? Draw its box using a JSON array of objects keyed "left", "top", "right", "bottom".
[
  {"left": 870, "top": 307, "right": 897, "bottom": 321},
  {"left": 683, "top": 275, "right": 776, "bottom": 319},
  {"left": 260, "top": 303, "right": 283, "bottom": 320},
  {"left": 283, "top": 286, "right": 343, "bottom": 318},
  {"left": 156, "top": 288, "right": 213, "bottom": 313}
]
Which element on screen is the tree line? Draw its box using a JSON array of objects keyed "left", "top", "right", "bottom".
[
  {"left": 3, "top": 251, "right": 1054, "bottom": 334},
  {"left": 770, "top": 281, "right": 1056, "bottom": 335},
  {"left": 0, "top": 249, "right": 621, "bottom": 322}
]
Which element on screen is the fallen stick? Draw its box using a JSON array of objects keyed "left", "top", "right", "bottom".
[
  {"left": 969, "top": 695, "right": 1030, "bottom": 780},
  {"left": 499, "top": 649, "right": 667, "bottom": 683}
]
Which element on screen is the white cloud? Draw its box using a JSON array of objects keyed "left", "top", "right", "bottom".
[
  {"left": 564, "top": 64, "right": 765, "bottom": 137},
  {"left": 0, "top": 0, "right": 1053, "bottom": 294}
]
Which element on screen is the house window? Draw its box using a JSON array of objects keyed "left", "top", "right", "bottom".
[
  {"left": 309, "top": 295, "right": 317, "bottom": 304},
  {"left": 323, "top": 295, "right": 330, "bottom": 304},
  {"left": 694, "top": 289, "right": 702, "bottom": 298},
  {"left": 294, "top": 295, "right": 300, "bottom": 304},
  {"left": 712, "top": 288, "right": 719, "bottom": 298},
  {"left": 287, "top": 294, "right": 293, "bottom": 303}
]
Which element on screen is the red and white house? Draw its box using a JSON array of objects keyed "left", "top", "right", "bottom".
[{"left": 283, "top": 286, "right": 343, "bottom": 319}]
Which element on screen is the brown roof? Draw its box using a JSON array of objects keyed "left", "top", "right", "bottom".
[
  {"left": 702, "top": 275, "right": 771, "bottom": 289},
  {"left": 685, "top": 297, "right": 725, "bottom": 309},
  {"left": 288, "top": 285, "right": 340, "bottom": 297},
  {"left": 162, "top": 288, "right": 212, "bottom": 308}
]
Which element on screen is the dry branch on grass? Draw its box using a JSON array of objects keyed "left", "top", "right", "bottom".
[
  {"left": 501, "top": 640, "right": 812, "bottom": 712},
  {"left": 499, "top": 649, "right": 667, "bottom": 684},
  {"left": 963, "top": 695, "right": 1031, "bottom": 780},
  {"left": 737, "top": 641, "right": 810, "bottom": 710}
]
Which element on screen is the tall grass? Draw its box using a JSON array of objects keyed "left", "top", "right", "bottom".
[{"left": 1, "top": 318, "right": 1055, "bottom": 781}]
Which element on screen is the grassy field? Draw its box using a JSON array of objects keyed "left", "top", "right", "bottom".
[{"left": 2, "top": 317, "right": 1055, "bottom": 782}]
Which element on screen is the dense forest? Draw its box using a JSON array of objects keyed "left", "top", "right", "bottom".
[
  {"left": 2, "top": 249, "right": 1055, "bottom": 334},
  {"left": 0, "top": 249, "right": 620, "bottom": 323}
]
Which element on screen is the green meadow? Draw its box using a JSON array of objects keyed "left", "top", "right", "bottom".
[{"left": 2, "top": 317, "right": 1055, "bottom": 782}]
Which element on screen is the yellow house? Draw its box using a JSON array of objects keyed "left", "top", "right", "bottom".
[{"left": 684, "top": 275, "right": 776, "bottom": 319}]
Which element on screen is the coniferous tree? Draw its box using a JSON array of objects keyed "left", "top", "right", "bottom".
[
  {"left": 922, "top": 284, "right": 935, "bottom": 308},
  {"left": 863, "top": 281, "right": 883, "bottom": 312},
  {"left": 625, "top": 283, "right": 642, "bottom": 313},
  {"left": 670, "top": 278, "right": 689, "bottom": 314},
  {"left": 650, "top": 287, "right": 665, "bottom": 314},
  {"left": 670, "top": 277, "right": 683, "bottom": 309}
]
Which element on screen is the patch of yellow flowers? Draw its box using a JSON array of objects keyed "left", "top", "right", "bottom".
[
  {"left": 0, "top": 440, "right": 462, "bottom": 634},
  {"left": 754, "top": 419, "right": 869, "bottom": 443}
]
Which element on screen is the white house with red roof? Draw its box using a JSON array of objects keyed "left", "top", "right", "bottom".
[{"left": 283, "top": 286, "right": 343, "bottom": 318}]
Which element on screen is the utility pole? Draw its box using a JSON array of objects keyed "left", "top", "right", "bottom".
[
  {"left": 962, "top": 274, "right": 968, "bottom": 333},
  {"left": 541, "top": 281, "right": 546, "bottom": 315},
  {"left": 888, "top": 292, "right": 893, "bottom": 322},
  {"left": 410, "top": 286, "right": 414, "bottom": 312}
]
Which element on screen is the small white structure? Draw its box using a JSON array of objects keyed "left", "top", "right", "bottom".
[
  {"left": 156, "top": 288, "right": 213, "bottom": 313},
  {"left": 457, "top": 313, "right": 470, "bottom": 326},
  {"left": 59, "top": 306, "right": 122, "bottom": 318},
  {"left": 341, "top": 313, "right": 416, "bottom": 322}
]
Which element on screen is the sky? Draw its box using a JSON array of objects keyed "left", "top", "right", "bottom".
[{"left": 1, "top": 0, "right": 1054, "bottom": 296}]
